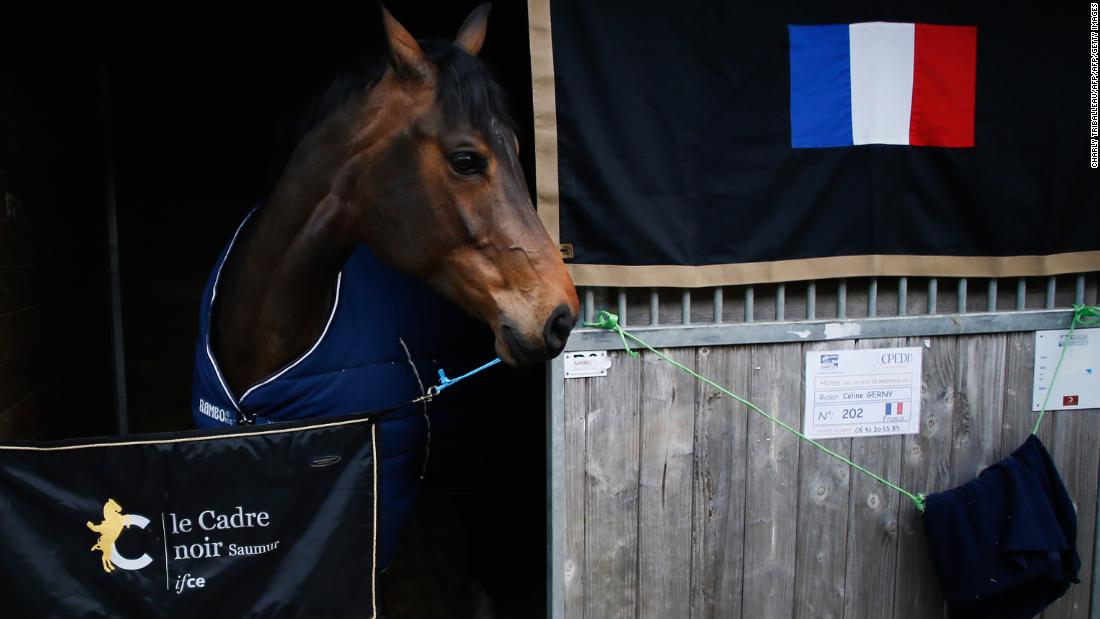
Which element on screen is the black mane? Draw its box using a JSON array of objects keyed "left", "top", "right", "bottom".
[{"left": 295, "top": 39, "right": 515, "bottom": 149}]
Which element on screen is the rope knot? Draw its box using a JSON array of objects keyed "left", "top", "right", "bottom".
[
  {"left": 592, "top": 310, "right": 620, "bottom": 330},
  {"left": 1072, "top": 303, "right": 1100, "bottom": 327},
  {"left": 584, "top": 310, "right": 639, "bottom": 357}
]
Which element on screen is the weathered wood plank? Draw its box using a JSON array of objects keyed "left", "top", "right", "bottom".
[
  {"left": 1002, "top": 332, "right": 1052, "bottom": 453},
  {"left": 893, "top": 336, "right": 955, "bottom": 619},
  {"left": 843, "top": 338, "right": 905, "bottom": 619},
  {"left": 1041, "top": 408, "right": 1100, "bottom": 619},
  {"left": 741, "top": 343, "right": 802, "bottom": 618},
  {"left": 793, "top": 340, "right": 854, "bottom": 619},
  {"left": 638, "top": 348, "right": 696, "bottom": 618},
  {"left": 1003, "top": 332, "right": 1051, "bottom": 619},
  {"left": 690, "top": 345, "right": 751, "bottom": 619},
  {"left": 1008, "top": 330, "right": 1097, "bottom": 619},
  {"left": 565, "top": 327, "right": 1096, "bottom": 618},
  {"left": 944, "top": 334, "right": 1006, "bottom": 616},
  {"left": 563, "top": 377, "right": 587, "bottom": 619},
  {"left": 584, "top": 350, "right": 642, "bottom": 619},
  {"left": 949, "top": 335, "right": 1007, "bottom": 487}
]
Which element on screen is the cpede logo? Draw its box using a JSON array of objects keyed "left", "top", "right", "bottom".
[{"left": 87, "top": 498, "right": 153, "bottom": 573}]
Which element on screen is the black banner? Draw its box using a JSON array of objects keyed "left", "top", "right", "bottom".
[
  {"left": 533, "top": 0, "right": 1100, "bottom": 286},
  {"left": 0, "top": 415, "right": 378, "bottom": 618}
]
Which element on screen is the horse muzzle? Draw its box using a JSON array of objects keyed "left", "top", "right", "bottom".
[{"left": 496, "top": 303, "right": 577, "bottom": 366}]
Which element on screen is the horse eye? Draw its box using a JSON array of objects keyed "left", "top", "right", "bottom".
[{"left": 448, "top": 151, "right": 487, "bottom": 175}]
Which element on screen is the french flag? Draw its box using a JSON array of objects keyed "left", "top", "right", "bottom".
[{"left": 789, "top": 22, "right": 977, "bottom": 148}]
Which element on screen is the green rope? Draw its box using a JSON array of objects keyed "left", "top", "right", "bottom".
[
  {"left": 584, "top": 310, "right": 928, "bottom": 512},
  {"left": 1031, "top": 304, "right": 1100, "bottom": 434}
]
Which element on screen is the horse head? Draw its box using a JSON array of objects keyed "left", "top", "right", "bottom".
[
  {"left": 333, "top": 5, "right": 578, "bottom": 366},
  {"left": 103, "top": 498, "right": 122, "bottom": 518}
]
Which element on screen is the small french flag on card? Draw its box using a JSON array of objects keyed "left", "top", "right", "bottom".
[{"left": 789, "top": 22, "right": 977, "bottom": 148}]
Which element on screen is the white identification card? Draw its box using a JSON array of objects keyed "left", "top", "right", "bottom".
[
  {"left": 804, "top": 347, "right": 923, "bottom": 439},
  {"left": 1033, "top": 328, "right": 1100, "bottom": 411}
]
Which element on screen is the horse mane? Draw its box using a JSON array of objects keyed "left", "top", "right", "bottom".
[{"left": 294, "top": 39, "right": 516, "bottom": 152}]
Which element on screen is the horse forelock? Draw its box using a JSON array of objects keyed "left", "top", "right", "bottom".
[
  {"left": 419, "top": 40, "right": 516, "bottom": 152},
  {"left": 294, "top": 39, "right": 514, "bottom": 158}
]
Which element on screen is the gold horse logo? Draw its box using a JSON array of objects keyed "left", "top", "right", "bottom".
[{"left": 87, "top": 498, "right": 134, "bottom": 573}]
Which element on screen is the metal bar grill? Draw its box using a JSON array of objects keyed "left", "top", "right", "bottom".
[
  {"left": 650, "top": 288, "right": 659, "bottom": 326},
  {"left": 572, "top": 273, "right": 1094, "bottom": 333}
]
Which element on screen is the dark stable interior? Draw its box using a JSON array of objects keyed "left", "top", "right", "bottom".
[{"left": 0, "top": 2, "right": 545, "bottom": 616}]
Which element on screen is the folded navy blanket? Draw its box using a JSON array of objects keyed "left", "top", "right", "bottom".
[{"left": 922, "top": 434, "right": 1080, "bottom": 618}]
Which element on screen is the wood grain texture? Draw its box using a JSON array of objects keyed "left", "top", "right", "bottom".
[
  {"left": 793, "top": 340, "right": 854, "bottom": 619},
  {"left": 563, "top": 378, "right": 587, "bottom": 618},
  {"left": 843, "top": 338, "right": 904, "bottom": 619},
  {"left": 949, "top": 335, "right": 1007, "bottom": 487},
  {"left": 690, "top": 345, "right": 751, "bottom": 619},
  {"left": 1002, "top": 332, "right": 1051, "bottom": 452},
  {"left": 893, "top": 336, "right": 955, "bottom": 619},
  {"left": 1041, "top": 407, "right": 1100, "bottom": 619},
  {"left": 638, "top": 348, "right": 696, "bottom": 618},
  {"left": 584, "top": 350, "right": 642, "bottom": 619},
  {"left": 560, "top": 332, "right": 1098, "bottom": 618},
  {"left": 741, "top": 343, "right": 802, "bottom": 618}
]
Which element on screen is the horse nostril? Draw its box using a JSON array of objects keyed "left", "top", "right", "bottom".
[{"left": 543, "top": 304, "right": 576, "bottom": 357}]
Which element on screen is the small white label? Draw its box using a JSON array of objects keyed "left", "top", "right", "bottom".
[
  {"left": 803, "top": 347, "right": 923, "bottom": 439},
  {"left": 564, "top": 350, "right": 612, "bottom": 378}
]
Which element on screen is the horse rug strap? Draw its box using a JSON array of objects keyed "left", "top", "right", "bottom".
[
  {"left": 921, "top": 434, "right": 1080, "bottom": 619},
  {"left": 0, "top": 414, "right": 381, "bottom": 619}
]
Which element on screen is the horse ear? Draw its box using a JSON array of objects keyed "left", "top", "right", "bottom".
[
  {"left": 454, "top": 3, "right": 491, "bottom": 56},
  {"left": 381, "top": 5, "right": 432, "bottom": 82}
]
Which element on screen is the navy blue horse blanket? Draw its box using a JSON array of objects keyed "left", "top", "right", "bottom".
[
  {"left": 922, "top": 434, "right": 1080, "bottom": 618},
  {"left": 192, "top": 213, "right": 486, "bottom": 570}
]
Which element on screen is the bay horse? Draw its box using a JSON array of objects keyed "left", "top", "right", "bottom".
[{"left": 190, "top": 3, "right": 578, "bottom": 574}]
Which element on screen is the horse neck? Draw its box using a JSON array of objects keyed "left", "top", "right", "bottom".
[{"left": 213, "top": 117, "right": 363, "bottom": 394}]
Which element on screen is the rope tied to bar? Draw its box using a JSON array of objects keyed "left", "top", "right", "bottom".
[
  {"left": 586, "top": 305, "right": 1100, "bottom": 512},
  {"left": 586, "top": 310, "right": 932, "bottom": 510},
  {"left": 1031, "top": 304, "right": 1100, "bottom": 434}
]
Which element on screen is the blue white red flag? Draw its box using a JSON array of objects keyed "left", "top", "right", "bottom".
[{"left": 789, "top": 22, "right": 977, "bottom": 148}]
